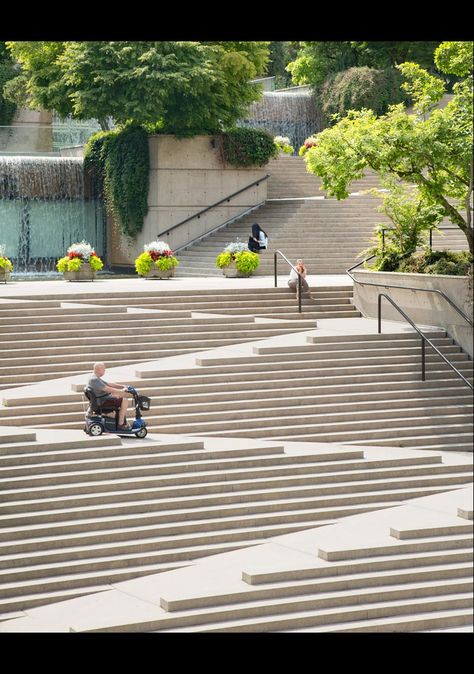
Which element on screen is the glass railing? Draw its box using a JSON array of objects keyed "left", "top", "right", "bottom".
[{"left": 0, "top": 122, "right": 103, "bottom": 155}]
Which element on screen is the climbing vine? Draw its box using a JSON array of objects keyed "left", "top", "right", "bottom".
[{"left": 84, "top": 124, "right": 149, "bottom": 238}]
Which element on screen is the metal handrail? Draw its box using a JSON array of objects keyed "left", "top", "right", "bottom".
[
  {"left": 378, "top": 293, "right": 473, "bottom": 389},
  {"left": 156, "top": 174, "right": 271, "bottom": 239},
  {"left": 274, "top": 250, "right": 306, "bottom": 313},
  {"left": 347, "top": 256, "right": 473, "bottom": 328}
]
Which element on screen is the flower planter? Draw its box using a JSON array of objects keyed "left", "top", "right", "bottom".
[
  {"left": 142, "top": 266, "right": 175, "bottom": 279},
  {"left": 63, "top": 264, "right": 96, "bottom": 281},
  {"left": 222, "top": 260, "right": 251, "bottom": 278},
  {"left": 0, "top": 268, "right": 11, "bottom": 283}
]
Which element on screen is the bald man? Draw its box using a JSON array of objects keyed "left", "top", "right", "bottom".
[{"left": 87, "top": 362, "right": 132, "bottom": 430}]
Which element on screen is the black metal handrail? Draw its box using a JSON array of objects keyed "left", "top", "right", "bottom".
[
  {"left": 274, "top": 250, "right": 306, "bottom": 313},
  {"left": 378, "top": 293, "right": 473, "bottom": 389},
  {"left": 347, "top": 256, "right": 473, "bottom": 328},
  {"left": 156, "top": 174, "right": 271, "bottom": 239}
]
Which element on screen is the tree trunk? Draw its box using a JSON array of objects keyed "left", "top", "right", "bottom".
[{"left": 98, "top": 118, "right": 110, "bottom": 132}]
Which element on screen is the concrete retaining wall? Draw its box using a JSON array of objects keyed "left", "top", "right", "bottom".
[
  {"left": 109, "top": 135, "right": 268, "bottom": 266},
  {"left": 352, "top": 270, "right": 473, "bottom": 357}
]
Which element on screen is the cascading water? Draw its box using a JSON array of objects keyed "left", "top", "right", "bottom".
[
  {"left": 0, "top": 156, "right": 105, "bottom": 274},
  {"left": 239, "top": 90, "right": 321, "bottom": 152}
]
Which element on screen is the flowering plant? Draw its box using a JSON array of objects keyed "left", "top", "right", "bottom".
[
  {"left": 0, "top": 245, "right": 13, "bottom": 272},
  {"left": 135, "top": 240, "right": 179, "bottom": 276},
  {"left": 298, "top": 136, "right": 318, "bottom": 156},
  {"left": 216, "top": 240, "right": 260, "bottom": 275},
  {"left": 274, "top": 135, "right": 295, "bottom": 155},
  {"left": 56, "top": 241, "right": 104, "bottom": 272}
]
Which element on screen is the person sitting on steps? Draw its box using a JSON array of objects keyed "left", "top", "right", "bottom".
[
  {"left": 287, "top": 259, "right": 315, "bottom": 301},
  {"left": 87, "top": 362, "right": 133, "bottom": 430},
  {"left": 248, "top": 223, "right": 268, "bottom": 253}
]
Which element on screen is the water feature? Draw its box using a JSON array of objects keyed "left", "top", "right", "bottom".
[
  {"left": 239, "top": 90, "right": 321, "bottom": 152},
  {"left": 0, "top": 156, "right": 105, "bottom": 273}
]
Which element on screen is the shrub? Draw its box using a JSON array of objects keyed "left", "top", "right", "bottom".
[
  {"left": 320, "top": 66, "right": 406, "bottom": 126},
  {"left": 219, "top": 128, "right": 278, "bottom": 167},
  {"left": 399, "top": 250, "right": 473, "bottom": 276}
]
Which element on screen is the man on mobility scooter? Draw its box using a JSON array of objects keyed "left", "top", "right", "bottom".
[{"left": 84, "top": 362, "right": 150, "bottom": 438}]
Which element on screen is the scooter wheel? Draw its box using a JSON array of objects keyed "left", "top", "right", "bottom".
[
  {"left": 135, "top": 427, "right": 147, "bottom": 439},
  {"left": 89, "top": 423, "right": 103, "bottom": 436}
]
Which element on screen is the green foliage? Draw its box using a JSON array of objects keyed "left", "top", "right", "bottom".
[
  {"left": 89, "top": 255, "right": 104, "bottom": 271},
  {"left": 56, "top": 255, "right": 103, "bottom": 272},
  {"left": 0, "top": 256, "right": 13, "bottom": 271},
  {"left": 134, "top": 252, "right": 153, "bottom": 276},
  {"left": 361, "top": 180, "right": 444, "bottom": 267},
  {"left": 220, "top": 128, "right": 278, "bottom": 167},
  {"left": 287, "top": 41, "right": 442, "bottom": 91},
  {"left": 320, "top": 67, "right": 406, "bottom": 125},
  {"left": 85, "top": 125, "right": 149, "bottom": 238},
  {"left": 302, "top": 42, "right": 473, "bottom": 253},
  {"left": 5, "top": 41, "right": 269, "bottom": 134},
  {"left": 393, "top": 250, "right": 473, "bottom": 276},
  {"left": 435, "top": 41, "right": 473, "bottom": 77},
  {"left": 0, "top": 43, "right": 17, "bottom": 125},
  {"left": 267, "top": 42, "right": 299, "bottom": 88},
  {"left": 234, "top": 250, "right": 260, "bottom": 275},
  {"left": 215, "top": 249, "right": 260, "bottom": 275},
  {"left": 135, "top": 252, "right": 179, "bottom": 276},
  {"left": 216, "top": 252, "right": 232, "bottom": 269}
]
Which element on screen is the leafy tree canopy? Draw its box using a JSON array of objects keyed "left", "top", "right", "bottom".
[
  {"left": 4, "top": 41, "right": 270, "bottom": 134},
  {"left": 302, "top": 41, "right": 473, "bottom": 253}
]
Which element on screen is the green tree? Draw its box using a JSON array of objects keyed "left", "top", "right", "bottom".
[
  {"left": 302, "top": 41, "right": 473, "bottom": 253},
  {"left": 5, "top": 41, "right": 269, "bottom": 134},
  {"left": 0, "top": 42, "right": 18, "bottom": 125}
]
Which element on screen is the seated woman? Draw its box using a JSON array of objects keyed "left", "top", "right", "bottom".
[
  {"left": 248, "top": 223, "right": 268, "bottom": 253},
  {"left": 288, "top": 259, "right": 315, "bottom": 301}
]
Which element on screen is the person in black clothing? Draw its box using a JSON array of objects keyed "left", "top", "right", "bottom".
[{"left": 248, "top": 223, "right": 268, "bottom": 253}]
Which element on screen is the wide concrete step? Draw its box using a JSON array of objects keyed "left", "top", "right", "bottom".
[
  {"left": 0, "top": 454, "right": 441, "bottom": 512},
  {"left": 126, "top": 586, "right": 474, "bottom": 633},
  {"left": 3, "top": 463, "right": 467, "bottom": 525},
  {"left": 0, "top": 450, "right": 363, "bottom": 496},
  {"left": 161, "top": 561, "right": 473, "bottom": 612},
  {"left": 0, "top": 445, "right": 286, "bottom": 481}
]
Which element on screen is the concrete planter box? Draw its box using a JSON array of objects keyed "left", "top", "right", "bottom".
[
  {"left": 141, "top": 266, "right": 176, "bottom": 279},
  {"left": 63, "top": 264, "right": 96, "bottom": 282},
  {"left": 0, "top": 268, "right": 11, "bottom": 283},
  {"left": 352, "top": 270, "right": 473, "bottom": 356},
  {"left": 222, "top": 260, "right": 253, "bottom": 278}
]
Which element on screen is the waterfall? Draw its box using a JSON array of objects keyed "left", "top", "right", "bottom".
[
  {"left": 0, "top": 156, "right": 105, "bottom": 273},
  {"left": 239, "top": 90, "right": 321, "bottom": 151}
]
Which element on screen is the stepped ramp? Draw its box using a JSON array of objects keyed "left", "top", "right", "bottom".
[{"left": 0, "top": 482, "right": 471, "bottom": 632}]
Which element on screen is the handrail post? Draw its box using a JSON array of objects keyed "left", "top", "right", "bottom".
[
  {"left": 382, "top": 229, "right": 385, "bottom": 256},
  {"left": 421, "top": 338, "right": 426, "bottom": 381},
  {"left": 429, "top": 228, "right": 433, "bottom": 252},
  {"left": 378, "top": 293, "right": 382, "bottom": 333},
  {"left": 298, "top": 275, "right": 302, "bottom": 313},
  {"left": 274, "top": 252, "right": 277, "bottom": 288}
]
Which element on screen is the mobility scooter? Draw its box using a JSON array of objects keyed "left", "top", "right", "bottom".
[{"left": 83, "top": 385, "right": 150, "bottom": 438}]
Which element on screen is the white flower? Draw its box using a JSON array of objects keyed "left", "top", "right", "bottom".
[
  {"left": 67, "top": 241, "right": 95, "bottom": 260},
  {"left": 274, "top": 136, "right": 291, "bottom": 146},
  {"left": 224, "top": 241, "right": 248, "bottom": 254},
  {"left": 144, "top": 240, "right": 171, "bottom": 254}
]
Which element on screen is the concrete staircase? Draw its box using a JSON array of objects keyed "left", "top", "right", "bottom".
[
  {"left": 2, "top": 328, "right": 471, "bottom": 453},
  {"left": 0, "top": 425, "right": 471, "bottom": 620},
  {"left": 0, "top": 287, "right": 358, "bottom": 390},
  {"left": 141, "top": 488, "right": 472, "bottom": 633},
  {"left": 175, "top": 155, "right": 469, "bottom": 277},
  {"left": 266, "top": 155, "right": 382, "bottom": 199}
]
